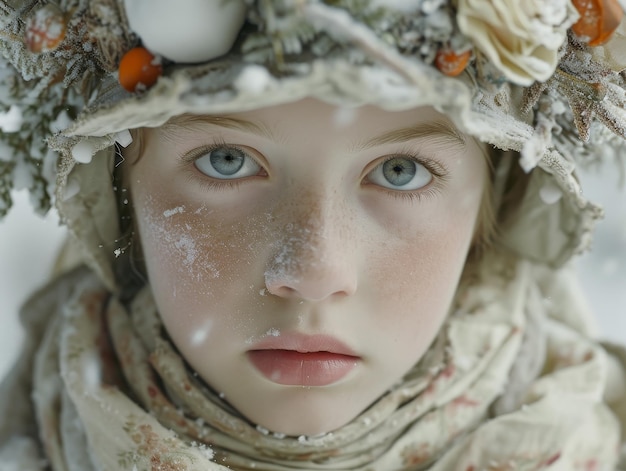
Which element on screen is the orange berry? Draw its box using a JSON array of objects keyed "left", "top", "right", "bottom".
[
  {"left": 435, "top": 48, "right": 471, "bottom": 77},
  {"left": 118, "top": 47, "right": 163, "bottom": 92},
  {"left": 25, "top": 4, "right": 67, "bottom": 53},
  {"left": 572, "top": 0, "right": 624, "bottom": 46}
]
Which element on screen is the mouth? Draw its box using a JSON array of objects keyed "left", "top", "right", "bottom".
[{"left": 247, "top": 333, "right": 361, "bottom": 386}]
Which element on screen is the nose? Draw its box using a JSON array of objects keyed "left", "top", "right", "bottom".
[{"left": 264, "top": 201, "right": 358, "bottom": 302}]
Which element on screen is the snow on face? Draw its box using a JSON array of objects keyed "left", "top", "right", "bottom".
[
  {"left": 136, "top": 199, "right": 219, "bottom": 279},
  {"left": 190, "top": 318, "right": 213, "bottom": 347},
  {"left": 332, "top": 106, "right": 359, "bottom": 128},
  {"left": 127, "top": 98, "right": 487, "bottom": 436}
]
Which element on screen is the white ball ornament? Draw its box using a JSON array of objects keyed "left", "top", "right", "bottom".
[{"left": 124, "top": 0, "right": 247, "bottom": 63}]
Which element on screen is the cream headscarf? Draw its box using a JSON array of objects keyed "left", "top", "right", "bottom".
[{"left": 2, "top": 249, "right": 622, "bottom": 471}]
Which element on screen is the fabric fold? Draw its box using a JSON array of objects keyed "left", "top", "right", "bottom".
[{"left": 0, "top": 253, "right": 622, "bottom": 470}]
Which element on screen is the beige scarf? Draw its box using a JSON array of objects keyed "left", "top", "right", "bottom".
[{"left": 8, "top": 253, "right": 623, "bottom": 471}]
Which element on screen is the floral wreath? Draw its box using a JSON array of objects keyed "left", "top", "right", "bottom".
[{"left": 0, "top": 0, "right": 625, "bottom": 218}]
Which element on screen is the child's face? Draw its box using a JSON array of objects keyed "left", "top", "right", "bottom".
[{"left": 128, "top": 98, "right": 488, "bottom": 436}]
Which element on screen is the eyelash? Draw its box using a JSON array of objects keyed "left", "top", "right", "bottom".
[
  {"left": 179, "top": 141, "right": 450, "bottom": 201},
  {"left": 179, "top": 140, "right": 264, "bottom": 191},
  {"left": 365, "top": 148, "right": 450, "bottom": 202},
  {"left": 384, "top": 185, "right": 443, "bottom": 202}
]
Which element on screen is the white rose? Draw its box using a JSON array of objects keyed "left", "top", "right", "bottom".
[{"left": 456, "top": 0, "right": 579, "bottom": 85}]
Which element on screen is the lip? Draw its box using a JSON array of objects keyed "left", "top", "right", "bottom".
[{"left": 247, "top": 333, "right": 360, "bottom": 386}]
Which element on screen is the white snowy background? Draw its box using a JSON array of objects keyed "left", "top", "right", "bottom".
[{"left": 1, "top": 167, "right": 626, "bottom": 380}]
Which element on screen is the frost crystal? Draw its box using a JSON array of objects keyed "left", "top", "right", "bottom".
[
  {"left": 0, "top": 105, "right": 22, "bottom": 132},
  {"left": 71, "top": 140, "right": 95, "bottom": 164},
  {"left": 190, "top": 319, "right": 213, "bottom": 346},
  {"left": 265, "top": 328, "right": 281, "bottom": 337},
  {"left": 333, "top": 107, "right": 358, "bottom": 128},
  {"left": 81, "top": 351, "right": 102, "bottom": 393},
  {"left": 174, "top": 235, "right": 199, "bottom": 267},
  {"left": 114, "top": 129, "right": 133, "bottom": 148},
  {"left": 190, "top": 441, "right": 215, "bottom": 460},
  {"left": 197, "top": 443, "right": 214, "bottom": 460},
  {"left": 539, "top": 181, "right": 563, "bottom": 205},
  {"left": 163, "top": 206, "right": 185, "bottom": 218},
  {"left": 235, "top": 65, "right": 273, "bottom": 94},
  {"left": 256, "top": 425, "right": 270, "bottom": 435}
]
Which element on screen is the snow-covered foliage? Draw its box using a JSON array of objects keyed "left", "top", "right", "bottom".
[
  {"left": 1, "top": 0, "right": 626, "bottom": 219},
  {"left": 0, "top": 0, "right": 134, "bottom": 217},
  {"left": 0, "top": 57, "right": 80, "bottom": 216}
]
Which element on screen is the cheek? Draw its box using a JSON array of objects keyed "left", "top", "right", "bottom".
[
  {"left": 365, "top": 233, "right": 465, "bottom": 349},
  {"left": 364, "top": 187, "right": 483, "bottom": 351},
  {"left": 136, "top": 201, "right": 220, "bottom": 298},
  {"left": 131, "top": 190, "right": 272, "bottom": 339}
]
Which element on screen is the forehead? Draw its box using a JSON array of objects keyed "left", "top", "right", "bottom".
[{"left": 160, "top": 98, "right": 468, "bottom": 153}]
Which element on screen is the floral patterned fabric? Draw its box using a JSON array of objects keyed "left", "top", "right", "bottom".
[{"left": 1, "top": 251, "right": 625, "bottom": 470}]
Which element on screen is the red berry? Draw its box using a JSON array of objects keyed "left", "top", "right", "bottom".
[
  {"left": 435, "top": 48, "right": 472, "bottom": 77},
  {"left": 572, "top": 0, "right": 624, "bottom": 46},
  {"left": 118, "top": 47, "right": 163, "bottom": 92}
]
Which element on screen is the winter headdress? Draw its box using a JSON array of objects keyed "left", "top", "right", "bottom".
[
  {"left": 3, "top": 4, "right": 626, "bottom": 471},
  {"left": 1, "top": 0, "right": 626, "bottom": 288}
]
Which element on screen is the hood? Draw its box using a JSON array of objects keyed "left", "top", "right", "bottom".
[{"left": 1, "top": 0, "right": 623, "bottom": 291}]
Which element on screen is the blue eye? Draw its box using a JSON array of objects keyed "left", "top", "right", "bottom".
[
  {"left": 368, "top": 157, "right": 432, "bottom": 190},
  {"left": 194, "top": 146, "right": 261, "bottom": 180}
]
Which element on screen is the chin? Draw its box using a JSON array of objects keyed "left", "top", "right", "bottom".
[{"left": 237, "top": 386, "right": 367, "bottom": 437}]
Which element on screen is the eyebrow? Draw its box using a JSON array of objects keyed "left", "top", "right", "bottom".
[
  {"left": 161, "top": 114, "right": 277, "bottom": 141},
  {"left": 353, "top": 121, "right": 467, "bottom": 152},
  {"left": 161, "top": 114, "right": 466, "bottom": 151}
]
